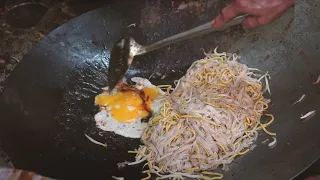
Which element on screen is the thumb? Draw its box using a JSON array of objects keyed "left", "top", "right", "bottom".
[{"left": 212, "top": 3, "right": 243, "bottom": 28}]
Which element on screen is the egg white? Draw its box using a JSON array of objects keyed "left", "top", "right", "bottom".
[
  {"left": 95, "top": 110, "right": 147, "bottom": 138},
  {"left": 132, "top": 77, "right": 165, "bottom": 115}
]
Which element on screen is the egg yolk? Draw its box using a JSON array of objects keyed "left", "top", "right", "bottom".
[{"left": 95, "top": 87, "right": 159, "bottom": 122}]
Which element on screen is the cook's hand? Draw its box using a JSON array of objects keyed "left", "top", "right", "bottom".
[{"left": 212, "top": 0, "right": 294, "bottom": 29}]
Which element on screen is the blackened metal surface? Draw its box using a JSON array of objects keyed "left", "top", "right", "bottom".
[{"left": 0, "top": 1, "right": 319, "bottom": 180}]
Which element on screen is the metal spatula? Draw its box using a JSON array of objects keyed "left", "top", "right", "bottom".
[{"left": 108, "top": 14, "right": 247, "bottom": 91}]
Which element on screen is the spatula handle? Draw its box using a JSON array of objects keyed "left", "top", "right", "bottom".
[{"left": 140, "top": 14, "right": 248, "bottom": 55}]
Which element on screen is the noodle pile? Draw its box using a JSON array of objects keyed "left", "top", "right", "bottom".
[{"left": 126, "top": 49, "right": 275, "bottom": 180}]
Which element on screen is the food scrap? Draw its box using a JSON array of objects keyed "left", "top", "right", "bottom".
[
  {"left": 268, "top": 137, "right": 277, "bottom": 148},
  {"left": 300, "top": 110, "right": 316, "bottom": 120},
  {"left": 292, "top": 94, "right": 305, "bottom": 106},
  {"left": 84, "top": 134, "right": 107, "bottom": 147},
  {"left": 261, "top": 139, "right": 269, "bottom": 144},
  {"left": 127, "top": 23, "right": 136, "bottom": 28},
  {"left": 112, "top": 176, "right": 124, "bottom": 180},
  {"left": 313, "top": 75, "right": 320, "bottom": 84}
]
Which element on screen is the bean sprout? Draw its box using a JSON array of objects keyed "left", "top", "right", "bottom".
[
  {"left": 112, "top": 176, "right": 124, "bottom": 180},
  {"left": 313, "top": 75, "right": 320, "bottom": 84},
  {"left": 268, "top": 137, "right": 277, "bottom": 148},
  {"left": 292, "top": 94, "right": 305, "bottom": 106},
  {"left": 84, "top": 134, "right": 107, "bottom": 147},
  {"left": 300, "top": 110, "right": 316, "bottom": 119}
]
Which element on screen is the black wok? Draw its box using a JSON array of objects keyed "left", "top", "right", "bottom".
[{"left": 0, "top": 0, "right": 319, "bottom": 179}]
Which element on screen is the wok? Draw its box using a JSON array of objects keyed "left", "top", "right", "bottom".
[{"left": 0, "top": 0, "right": 319, "bottom": 179}]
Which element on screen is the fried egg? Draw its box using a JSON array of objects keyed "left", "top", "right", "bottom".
[{"left": 94, "top": 77, "right": 164, "bottom": 138}]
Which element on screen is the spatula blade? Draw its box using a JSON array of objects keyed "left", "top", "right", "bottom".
[{"left": 108, "top": 37, "right": 131, "bottom": 91}]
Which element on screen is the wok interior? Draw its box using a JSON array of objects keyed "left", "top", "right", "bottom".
[{"left": 0, "top": 2, "right": 319, "bottom": 180}]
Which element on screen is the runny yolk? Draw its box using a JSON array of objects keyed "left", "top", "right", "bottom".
[{"left": 95, "top": 87, "right": 159, "bottom": 122}]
